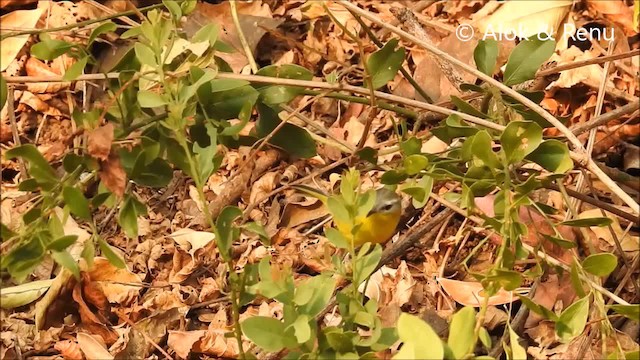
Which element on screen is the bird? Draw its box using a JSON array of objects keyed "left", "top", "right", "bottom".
[{"left": 291, "top": 185, "right": 402, "bottom": 247}]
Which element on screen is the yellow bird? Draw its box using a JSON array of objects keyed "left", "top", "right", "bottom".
[{"left": 291, "top": 185, "right": 402, "bottom": 247}]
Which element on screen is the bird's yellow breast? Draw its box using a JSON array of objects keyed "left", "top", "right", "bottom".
[{"left": 338, "top": 211, "right": 401, "bottom": 247}]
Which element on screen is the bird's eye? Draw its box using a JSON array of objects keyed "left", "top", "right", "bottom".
[{"left": 382, "top": 204, "right": 393, "bottom": 211}]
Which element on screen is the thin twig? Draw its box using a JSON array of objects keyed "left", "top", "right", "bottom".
[
  {"left": 571, "top": 101, "right": 640, "bottom": 136},
  {"left": 230, "top": 0, "right": 258, "bottom": 74},
  {"left": 537, "top": 49, "right": 640, "bottom": 77},
  {"left": 6, "top": 87, "right": 27, "bottom": 176}
]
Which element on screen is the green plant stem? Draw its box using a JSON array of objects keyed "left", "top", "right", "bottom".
[
  {"left": 175, "top": 134, "right": 246, "bottom": 359},
  {"left": 230, "top": 0, "right": 258, "bottom": 73},
  {"left": 0, "top": 3, "right": 164, "bottom": 40}
]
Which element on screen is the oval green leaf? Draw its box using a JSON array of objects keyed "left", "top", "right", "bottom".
[{"left": 582, "top": 253, "right": 617, "bottom": 277}]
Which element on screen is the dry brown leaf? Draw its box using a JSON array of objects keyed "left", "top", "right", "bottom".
[
  {"left": 362, "top": 261, "right": 416, "bottom": 326},
  {"left": 198, "top": 277, "right": 221, "bottom": 302},
  {"left": 548, "top": 47, "right": 610, "bottom": 89},
  {"left": 184, "top": 1, "right": 282, "bottom": 73},
  {"left": 87, "top": 123, "right": 114, "bottom": 161},
  {"left": 525, "top": 274, "right": 576, "bottom": 328},
  {"left": 475, "top": 0, "right": 571, "bottom": 39},
  {"left": 25, "top": 57, "right": 69, "bottom": 93},
  {"left": 88, "top": 257, "right": 142, "bottom": 305},
  {"left": 72, "top": 275, "right": 119, "bottom": 346},
  {"left": 437, "top": 277, "right": 519, "bottom": 307},
  {"left": 0, "top": 8, "right": 43, "bottom": 71},
  {"left": 168, "top": 229, "right": 216, "bottom": 283},
  {"left": 99, "top": 154, "right": 126, "bottom": 198},
  {"left": 76, "top": 333, "right": 114, "bottom": 360},
  {"left": 54, "top": 339, "right": 84, "bottom": 360},
  {"left": 37, "top": 1, "right": 101, "bottom": 43},
  {"left": 249, "top": 172, "right": 280, "bottom": 204},
  {"left": 578, "top": 208, "right": 640, "bottom": 253},
  {"left": 586, "top": 0, "right": 636, "bottom": 36},
  {"left": 167, "top": 330, "right": 206, "bottom": 359},
  {"left": 280, "top": 199, "right": 329, "bottom": 229}
]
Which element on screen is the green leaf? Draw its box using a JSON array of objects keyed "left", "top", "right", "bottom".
[
  {"left": 381, "top": 170, "right": 408, "bottom": 185},
  {"left": 47, "top": 235, "right": 78, "bottom": 252},
  {"left": 31, "top": 35, "right": 75, "bottom": 60},
  {"left": 503, "top": 37, "right": 556, "bottom": 86},
  {"left": 556, "top": 295, "right": 590, "bottom": 341},
  {"left": 192, "top": 23, "right": 220, "bottom": 46},
  {"left": 462, "top": 130, "right": 500, "bottom": 169},
  {"left": 519, "top": 295, "right": 559, "bottom": 321},
  {"left": 404, "top": 154, "right": 428, "bottom": 175},
  {"left": 131, "top": 158, "right": 173, "bottom": 188},
  {"left": 5, "top": 144, "right": 57, "bottom": 186},
  {"left": 609, "top": 305, "right": 640, "bottom": 322},
  {"left": 451, "top": 96, "right": 489, "bottom": 119},
  {"left": 134, "top": 42, "right": 157, "bottom": 67},
  {"left": 326, "top": 227, "right": 349, "bottom": 249},
  {"left": 500, "top": 121, "right": 543, "bottom": 164},
  {"left": 88, "top": 21, "right": 117, "bottom": 45},
  {"left": 256, "top": 103, "right": 316, "bottom": 158},
  {"left": 508, "top": 325, "right": 527, "bottom": 360},
  {"left": 1, "top": 75, "right": 7, "bottom": 110},
  {"left": 367, "top": 39, "right": 406, "bottom": 89},
  {"left": 474, "top": 39, "right": 499, "bottom": 76},
  {"left": 401, "top": 137, "right": 422, "bottom": 156},
  {"left": 354, "top": 244, "right": 382, "bottom": 284},
  {"left": 0, "top": 279, "right": 53, "bottom": 309},
  {"left": 199, "top": 84, "right": 259, "bottom": 120},
  {"left": 431, "top": 114, "right": 479, "bottom": 143},
  {"left": 163, "top": 0, "right": 182, "bottom": 19},
  {"left": 209, "top": 79, "right": 250, "bottom": 93},
  {"left": 82, "top": 239, "right": 95, "bottom": 268},
  {"left": 193, "top": 122, "right": 219, "bottom": 184},
  {"left": 4, "top": 240, "right": 44, "bottom": 282},
  {"left": 291, "top": 315, "right": 311, "bottom": 344},
  {"left": 243, "top": 222, "right": 270, "bottom": 246},
  {"left": 479, "top": 327, "right": 491, "bottom": 350},
  {"left": 98, "top": 238, "right": 126, "bottom": 268},
  {"left": 393, "top": 313, "right": 443, "bottom": 360},
  {"left": 255, "top": 64, "right": 313, "bottom": 105},
  {"left": 241, "top": 316, "right": 289, "bottom": 352},
  {"left": 526, "top": 139, "right": 573, "bottom": 173},
  {"left": 542, "top": 234, "right": 576, "bottom": 249},
  {"left": 51, "top": 250, "right": 80, "bottom": 279},
  {"left": 118, "top": 196, "right": 139, "bottom": 238},
  {"left": 582, "top": 253, "right": 617, "bottom": 277},
  {"left": 137, "top": 90, "right": 167, "bottom": 108},
  {"left": 561, "top": 217, "right": 613, "bottom": 227},
  {"left": 486, "top": 269, "right": 523, "bottom": 291},
  {"left": 62, "top": 186, "right": 91, "bottom": 220},
  {"left": 216, "top": 206, "right": 242, "bottom": 262},
  {"left": 448, "top": 307, "right": 476, "bottom": 359}
]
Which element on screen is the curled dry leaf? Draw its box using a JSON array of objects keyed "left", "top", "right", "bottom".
[
  {"left": 25, "top": 57, "right": 69, "bottom": 94},
  {"left": 475, "top": 0, "right": 572, "bottom": 38},
  {"left": 76, "top": 333, "right": 114, "bottom": 360},
  {"left": 19, "top": 91, "right": 62, "bottom": 116},
  {"left": 437, "top": 277, "right": 521, "bottom": 307},
  {"left": 88, "top": 257, "right": 142, "bottom": 305},
  {"left": 99, "top": 153, "right": 127, "bottom": 198},
  {"left": 168, "top": 229, "right": 216, "bottom": 283},
  {"left": 168, "top": 330, "right": 206, "bottom": 359},
  {"left": 168, "top": 308, "right": 241, "bottom": 358},
  {"left": 586, "top": 0, "right": 636, "bottom": 36},
  {"left": 579, "top": 208, "right": 640, "bottom": 253},
  {"left": 87, "top": 123, "right": 114, "bottom": 162},
  {"left": 72, "top": 274, "right": 119, "bottom": 345},
  {"left": 249, "top": 171, "right": 280, "bottom": 205},
  {"left": 184, "top": 1, "right": 282, "bottom": 73},
  {"left": 0, "top": 7, "right": 43, "bottom": 71},
  {"left": 548, "top": 47, "right": 609, "bottom": 89},
  {"left": 54, "top": 339, "right": 84, "bottom": 360},
  {"left": 37, "top": 1, "right": 101, "bottom": 43},
  {"left": 359, "top": 261, "right": 415, "bottom": 326}
]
